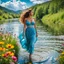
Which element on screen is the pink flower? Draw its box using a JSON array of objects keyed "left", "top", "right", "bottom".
[
  {"left": 12, "top": 56, "right": 17, "bottom": 62},
  {"left": 10, "top": 62, "right": 15, "bottom": 64},
  {"left": 62, "top": 43, "right": 64, "bottom": 46}
]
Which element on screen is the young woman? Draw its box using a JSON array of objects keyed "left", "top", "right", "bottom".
[{"left": 19, "top": 9, "right": 38, "bottom": 62}]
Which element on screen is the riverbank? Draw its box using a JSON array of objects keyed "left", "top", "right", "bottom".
[
  {"left": 31, "top": 0, "right": 64, "bottom": 35},
  {"left": 0, "top": 18, "right": 19, "bottom": 24},
  {"left": 42, "top": 10, "right": 64, "bottom": 35},
  {"left": 0, "top": 6, "right": 20, "bottom": 24}
]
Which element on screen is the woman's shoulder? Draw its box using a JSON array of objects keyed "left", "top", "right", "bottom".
[{"left": 25, "top": 18, "right": 28, "bottom": 21}]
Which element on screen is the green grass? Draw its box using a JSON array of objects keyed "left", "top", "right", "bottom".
[
  {"left": 30, "top": 0, "right": 64, "bottom": 35},
  {"left": 42, "top": 10, "right": 64, "bottom": 35}
]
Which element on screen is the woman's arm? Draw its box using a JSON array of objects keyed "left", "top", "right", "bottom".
[
  {"left": 23, "top": 21, "right": 26, "bottom": 38},
  {"left": 34, "top": 24, "right": 38, "bottom": 37}
]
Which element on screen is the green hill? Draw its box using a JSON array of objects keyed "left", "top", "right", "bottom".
[
  {"left": 0, "top": 6, "right": 21, "bottom": 24},
  {"left": 31, "top": 0, "right": 64, "bottom": 35}
]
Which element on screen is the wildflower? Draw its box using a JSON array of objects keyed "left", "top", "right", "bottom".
[
  {"left": 62, "top": 43, "right": 64, "bottom": 46},
  {"left": 11, "top": 45, "right": 14, "bottom": 49},
  {"left": 2, "top": 48, "right": 6, "bottom": 51},
  {"left": 12, "top": 56, "right": 17, "bottom": 62},
  {"left": 6, "top": 51, "right": 14, "bottom": 56},
  {"left": 0, "top": 42, "right": 4, "bottom": 45},
  {"left": 0, "top": 47, "right": 6, "bottom": 51},
  {"left": 2, "top": 54, "right": 5, "bottom": 57},
  {"left": 0, "top": 47, "right": 2, "bottom": 51},
  {"left": 10, "top": 52, "right": 14, "bottom": 56},
  {"left": 2, "top": 53, "right": 8, "bottom": 58},
  {"left": 6, "top": 51, "right": 12, "bottom": 55},
  {"left": 7, "top": 51, "right": 11, "bottom": 54},
  {"left": 2, "top": 51, "right": 14, "bottom": 58},
  {"left": 10, "top": 62, "right": 15, "bottom": 64},
  {"left": 61, "top": 51, "right": 64, "bottom": 55},
  {"left": 6, "top": 44, "right": 14, "bottom": 49}
]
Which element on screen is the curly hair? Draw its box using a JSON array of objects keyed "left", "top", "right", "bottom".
[{"left": 19, "top": 9, "right": 32, "bottom": 24}]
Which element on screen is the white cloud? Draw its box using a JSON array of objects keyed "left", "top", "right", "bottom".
[
  {"left": 1, "top": 0, "right": 27, "bottom": 11},
  {"left": 13, "top": 0, "right": 16, "bottom": 2},
  {"left": 30, "top": 0, "right": 49, "bottom": 4}
]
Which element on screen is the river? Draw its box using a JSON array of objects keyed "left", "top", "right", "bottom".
[{"left": 0, "top": 19, "right": 64, "bottom": 64}]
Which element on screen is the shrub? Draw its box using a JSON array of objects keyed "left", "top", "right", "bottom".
[
  {"left": 58, "top": 51, "right": 64, "bottom": 64},
  {"left": 42, "top": 10, "right": 64, "bottom": 35},
  {"left": 0, "top": 32, "right": 19, "bottom": 64}
]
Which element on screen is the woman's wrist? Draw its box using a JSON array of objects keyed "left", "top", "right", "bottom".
[
  {"left": 23, "top": 27, "right": 25, "bottom": 38},
  {"left": 35, "top": 28, "right": 38, "bottom": 36}
]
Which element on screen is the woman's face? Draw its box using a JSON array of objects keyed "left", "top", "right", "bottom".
[{"left": 30, "top": 11, "right": 33, "bottom": 16}]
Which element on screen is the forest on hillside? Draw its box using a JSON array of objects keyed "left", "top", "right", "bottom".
[
  {"left": 0, "top": 6, "right": 20, "bottom": 24},
  {"left": 31, "top": 0, "right": 64, "bottom": 35}
]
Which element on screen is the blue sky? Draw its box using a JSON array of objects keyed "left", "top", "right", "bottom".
[
  {"left": 0, "top": 0, "right": 49, "bottom": 11},
  {"left": 1, "top": 0, "right": 33, "bottom": 6}
]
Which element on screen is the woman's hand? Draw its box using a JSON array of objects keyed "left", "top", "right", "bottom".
[
  {"left": 23, "top": 23, "right": 26, "bottom": 38},
  {"left": 36, "top": 33, "right": 38, "bottom": 41}
]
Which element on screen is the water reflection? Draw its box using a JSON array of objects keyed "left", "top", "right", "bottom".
[
  {"left": 0, "top": 20, "right": 64, "bottom": 51},
  {"left": 0, "top": 21, "right": 23, "bottom": 37}
]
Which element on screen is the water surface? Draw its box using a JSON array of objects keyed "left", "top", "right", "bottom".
[{"left": 0, "top": 19, "right": 64, "bottom": 64}]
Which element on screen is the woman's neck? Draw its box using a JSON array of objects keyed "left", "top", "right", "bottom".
[
  {"left": 28, "top": 16, "right": 32, "bottom": 19},
  {"left": 27, "top": 16, "right": 33, "bottom": 22}
]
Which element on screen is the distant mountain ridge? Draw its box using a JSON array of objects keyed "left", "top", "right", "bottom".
[
  {"left": 0, "top": 6, "right": 21, "bottom": 24},
  {"left": 0, "top": 6, "right": 22, "bottom": 14},
  {"left": 0, "top": 6, "right": 16, "bottom": 13}
]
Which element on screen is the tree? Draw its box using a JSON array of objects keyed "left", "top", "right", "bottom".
[{"left": 35, "top": 6, "right": 45, "bottom": 20}]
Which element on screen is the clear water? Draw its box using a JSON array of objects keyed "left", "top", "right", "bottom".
[{"left": 0, "top": 19, "right": 64, "bottom": 64}]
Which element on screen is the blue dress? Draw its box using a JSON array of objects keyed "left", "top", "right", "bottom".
[{"left": 18, "top": 20, "right": 38, "bottom": 54}]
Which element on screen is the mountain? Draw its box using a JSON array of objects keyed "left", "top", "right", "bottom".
[
  {"left": 0, "top": 6, "right": 16, "bottom": 13},
  {"left": 15, "top": 10, "right": 22, "bottom": 14},
  {"left": 0, "top": 6, "right": 22, "bottom": 14}
]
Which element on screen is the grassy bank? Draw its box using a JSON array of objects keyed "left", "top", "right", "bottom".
[
  {"left": 0, "top": 11, "right": 20, "bottom": 24},
  {"left": 42, "top": 10, "right": 64, "bottom": 35},
  {"left": 31, "top": 0, "right": 64, "bottom": 35},
  {"left": 0, "top": 18, "right": 19, "bottom": 24}
]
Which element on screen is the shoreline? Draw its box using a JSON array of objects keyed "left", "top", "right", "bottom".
[{"left": 0, "top": 18, "right": 19, "bottom": 25}]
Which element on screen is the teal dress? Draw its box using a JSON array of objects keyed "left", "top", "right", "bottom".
[{"left": 18, "top": 20, "right": 38, "bottom": 54}]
